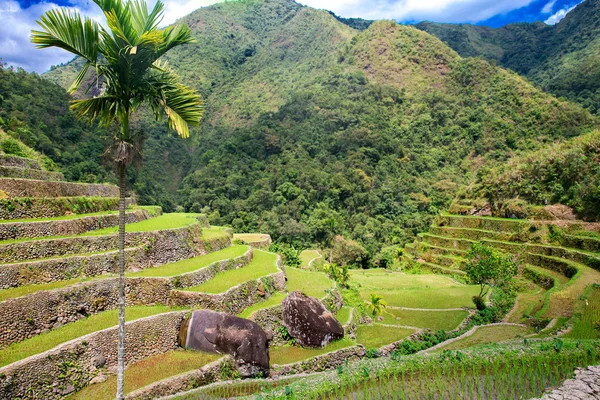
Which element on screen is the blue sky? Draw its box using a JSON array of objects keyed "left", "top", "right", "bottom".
[{"left": 0, "top": 0, "right": 584, "bottom": 72}]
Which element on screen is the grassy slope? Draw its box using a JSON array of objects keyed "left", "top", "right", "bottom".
[
  {"left": 286, "top": 267, "right": 334, "bottom": 298},
  {"left": 299, "top": 250, "right": 321, "bottom": 268},
  {"left": 355, "top": 325, "right": 415, "bottom": 349},
  {"left": 85, "top": 213, "right": 201, "bottom": 235},
  {"left": 0, "top": 306, "right": 183, "bottom": 367},
  {"left": 185, "top": 249, "right": 278, "bottom": 293},
  {"left": 70, "top": 350, "right": 221, "bottom": 399},
  {"left": 434, "top": 325, "right": 533, "bottom": 351},
  {"left": 381, "top": 309, "right": 468, "bottom": 330},
  {"left": 565, "top": 286, "right": 600, "bottom": 339},
  {"left": 351, "top": 269, "right": 479, "bottom": 309},
  {"left": 270, "top": 338, "right": 356, "bottom": 366},
  {"left": 128, "top": 245, "right": 248, "bottom": 278}
]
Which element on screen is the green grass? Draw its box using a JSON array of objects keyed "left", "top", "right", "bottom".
[
  {"left": 355, "top": 325, "right": 415, "bottom": 349},
  {"left": 0, "top": 276, "right": 97, "bottom": 302},
  {"left": 184, "top": 250, "right": 278, "bottom": 294},
  {"left": 526, "top": 264, "right": 570, "bottom": 285},
  {"left": 362, "top": 287, "right": 479, "bottom": 309},
  {"left": 69, "top": 350, "right": 220, "bottom": 399},
  {"left": 269, "top": 338, "right": 356, "bottom": 366},
  {"left": 238, "top": 292, "right": 286, "bottom": 318},
  {"left": 286, "top": 267, "right": 334, "bottom": 298},
  {"left": 127, "top": 245, "right": 249, "bottom": 278},
  {"left": 350, "top": 270, "right": 479, "bottom": 309},
  {"left": 82, "top": 213, "right": 201, "bottom": 235},
  {"left": 299, "top": 249, "right": 321, "bottom": 267},
  {"left": 381, "top": 309, "right": 468, "bottom": 330},
  {"left": 0, "top": 305, "right": 184, "bottom": 367},
  {"left": 350, "top": 269, "right": 462, "bottom": 290},
  {"left": 565, "top": 287, "right": 600, "bottom": 339},
  {"left": 202, "top": 226, "right": 231, "bottom": 240},
  {"left": 336, "top": 306, "right": 352, "bottom": 325},
  {"left": 434, "top": 325, "right": 533, "bottom": 351},
  {"left": 233, "top": 233, "right": 269, "bottom": 243}
]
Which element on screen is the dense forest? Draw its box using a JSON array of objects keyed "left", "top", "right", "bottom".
[
  {"left": 2, "top": 0, "right": 596, "bottom": 265},
  {"left": 416, "top": 0, "right": 600, "bottom": 115}
]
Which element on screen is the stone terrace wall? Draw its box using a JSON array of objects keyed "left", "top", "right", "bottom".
[
  {"left": 0, "top": 166, "right": 64, "bottom": 181},
  {"left": 0, "top": 208, "right": 153, "bottom": 241},
  {"left": 271, "top": 345, "right": 366, "bottom": 375},
  {"left": 169, "top": 268, "right": 287, "bottom": 315},
  {"left": 0, "top": 237, "right": 241, "bottom": 347},
  {"left": 0, "top": 196, "right": 136, "bottom": 221},
  {"left": 251, "top": 305, "right": 286, "bottom": 345},
  {"left": 532, "top": 365, "right": 600, "bottom": 400},
  {"left": 170, "top": 257, "right": 285, "bottom": 313},
  {"left": 0, "top": 154, "right": 41, "bottom": 169},
  {"left": 0, "top": 312, "right": 186, "bottom": 400},
  {"left": 0, "top": 178, "right": 119, "bottom": 198}
]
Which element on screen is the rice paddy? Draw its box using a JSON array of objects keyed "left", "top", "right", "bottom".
[
  {"left": 356, "top": 325, "right": 416, "bottom": 349},
  {"left": 433, "top": 325, "right": 533, "bottom": 352}
]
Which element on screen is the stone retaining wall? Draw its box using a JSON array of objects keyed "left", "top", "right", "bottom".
[
  {"left": 0, "top": 154, "right": 41, "bottom": 169},
  {"left": 169, "top": 268, "right": 287, "bottom": 315},
  {"left": 531, "top": 365, "right": 600, "bottom": 400},
  {"left": 0, "top": 238, "right": 240, "bottom": 348},
  {"left": 0, "top": 178, "right": 119, "bottom": 198},
  {"left": 271, "top": 345, "right": 366, "bottom": 375},
  {"left": 0, "top": 166, "right": 64, "bottom": 181},
  {"left": 0, "top": 312, "right": 186, "bottom": 400},
  {"left": 0, "top": 196, "right": 136, "bottom": 221},
  {"left": 0, "top": 224, "right": 231, "bottom": 288},
  {"left": 0, "top": 208, "right": 153, "bottom": 241},
  {"left": 343, "top": 308, "right": 359, "bottom": 339},
  {"left": 250, "top": 305, "right": 286, "bottom": 345}
]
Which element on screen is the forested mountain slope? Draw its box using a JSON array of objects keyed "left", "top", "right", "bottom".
[
  {"left": 37, "top": 0, "right": 596, "bottom": 261},
  {"left": 416, "top": 0, "right": 600, "bottom": 114}
]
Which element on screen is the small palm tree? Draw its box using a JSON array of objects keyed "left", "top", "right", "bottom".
[
  {"left": 367, "top": 293, "right": 387, "bottom": 317},
  {"left": 32, "top": 1, "right": 203, "bottom": 398}
]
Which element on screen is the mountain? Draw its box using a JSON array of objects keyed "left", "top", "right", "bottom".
[
  {"left": 416, "top": 0, "right": 600, "bottom": 114},
  {"left": 37, "top": 0, "right": 596, "bottom": 262}
]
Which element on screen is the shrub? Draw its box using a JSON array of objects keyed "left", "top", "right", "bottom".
[{"left": 331, "top": 235, "right": 368, "bottom": 268}]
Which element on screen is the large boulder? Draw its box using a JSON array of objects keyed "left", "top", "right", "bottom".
[
  {"left": 282, "top": 291, "right": 344, "bottom": 348},
  {"left": 179, "top": 310, "right": 270, "bottom": 377}
]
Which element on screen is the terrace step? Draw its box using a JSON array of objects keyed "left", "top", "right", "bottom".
[
  {"left": 429, "top": 226, "right": 528, "bottom": 243},
  {"left": 436, "top": 214, "right": 531, "bottom": 234},
  {"left": 414, "top": 241, "right": 467, "bottom": 257},
  {"left": 419, "top": 233, "right": 600, "bottom": 272},
  {"left": 0, "top": 226, "right": 236, "bottom": 290},
  {"left": 0, "top": 246, "right": 252, "bottom": 347},
  {"left": 417, "top": 261, "right": 466, "bottom": 276},
  {"left": 0, "top": 208, "right": 153, "bottom": 241},
  {"left": 0, "top": 154, "right": 41, "bottom": 170},
  {"left": 0, "top": 178, "right": 119, "bottom": 198},
  {"left": 0, "top": 196, "right": 136, "bottom": 221},
  {"left": 0, "top": 166, "right": 64, "bottom": 181}
]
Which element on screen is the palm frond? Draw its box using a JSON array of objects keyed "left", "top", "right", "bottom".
[
  {"left": 130, "top": 0, "right": 165, "bottom": 36},
  {"left": 31, "top": 8, "right": 100, "bottom": 63},
  {"left": 144, "top": 64, "right": 203, "bottom": 138},
  {"left": 156, "top": 24, "right": 195, "bottom": 59},
  {"left": 71, "top": 96, "right": 121, "bottom": 127}
]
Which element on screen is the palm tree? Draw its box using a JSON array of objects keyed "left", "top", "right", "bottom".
[
  {"left": 367, "top": 293, "right": 387, "bottom": 317},
  {"left": 31, "top": 1, "right": 203, "bottom": 398}
]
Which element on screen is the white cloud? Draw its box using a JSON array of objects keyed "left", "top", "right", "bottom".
[
  {"left": 544, "top": 2, "right": 580, "bottom": 25},
  {"left": 541, "top": 0, "right": 556, "bottom": 14},
  {"left": 298, "top": 0, "right": 535, "bottom": 23}
]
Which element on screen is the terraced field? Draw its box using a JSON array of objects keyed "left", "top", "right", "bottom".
[
  {"left": 404, "top": 213, "right": 600, "bottom": 334},
  {"left": 2, "top": 149, "right": 599, "bottom": 399}
]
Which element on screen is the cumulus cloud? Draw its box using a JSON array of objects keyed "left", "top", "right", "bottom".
[
  {"left": 298, "top": 0, "right": 535, "bottom": 23},
  {"left": 541, "top": 0, "right": 556, "bottom": 14},
  {"left": 544, "top": 2, "right": 581, "bottom": 25}
]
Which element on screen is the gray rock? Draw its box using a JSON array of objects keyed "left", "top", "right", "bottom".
[
  {"left": 282, "top": 291, "right": 344, "bottom": 348},
  {"left": 92, "top": 355, "right": 106, "bottom": 368},
  {"left": 179, "top": 310, "right": 269, "bottom": 378},
  {"left": 89, "top": 374, "right": 107, "bottom": 385}
]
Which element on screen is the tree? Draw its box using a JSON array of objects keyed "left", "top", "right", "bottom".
[
  {"left": 31, "top": 2, "right": 203, "bottom": 398},
  {"left": 464, "top": 242, "right": 518, "bottom": 310},
  {"left": 367, "top": 293, "right": 387, "bottom": 317}
]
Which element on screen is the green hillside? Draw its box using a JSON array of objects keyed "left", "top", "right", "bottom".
[
  {"left": 35, "top": 0, "right": 597, "bottom": 262},
  {"left": 416, "top": 0, "right": 600, "bottom": 114}
]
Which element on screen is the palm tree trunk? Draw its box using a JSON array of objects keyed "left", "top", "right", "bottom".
[{"left": 116, "top": 161, "right": 126, "bottom": 400}]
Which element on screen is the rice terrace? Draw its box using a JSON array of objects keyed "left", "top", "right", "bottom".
[{"left": 1, "top": 0, "right": 600, "bottom": 399}]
